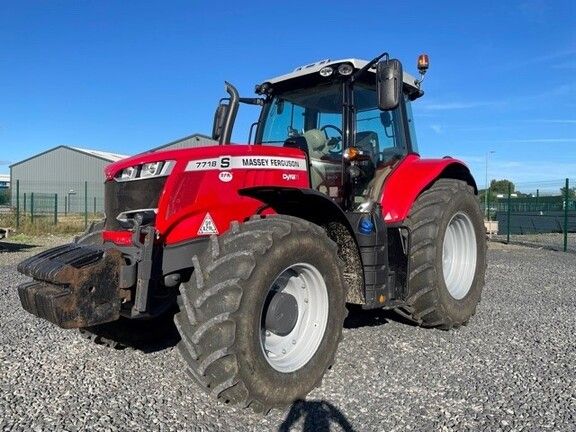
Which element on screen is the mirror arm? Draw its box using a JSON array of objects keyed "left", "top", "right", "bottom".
[
  {"left": 351, "top": 51, "right": 389, "bottom": 83},
  {"left": 239, "top": 97, "right": 266, "bottom": 106}
]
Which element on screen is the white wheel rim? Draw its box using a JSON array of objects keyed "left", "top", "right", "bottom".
[
  {"left": 442, "top": 212, "right": 477, "bottom": 300},
  {"left": 260, "top": 263, "right": 329, "bottom": 373}
]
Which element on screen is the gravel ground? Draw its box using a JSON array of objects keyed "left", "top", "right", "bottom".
[
  {"left": 492, "top": 233, "right": 576, "bottom": 253},
  {"left": 1, "top": 237, "right": 575, "bottom": 431}
]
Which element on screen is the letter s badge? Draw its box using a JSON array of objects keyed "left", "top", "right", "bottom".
[{"left": 220, "top": 156, "right": 231, "bottom": 169}]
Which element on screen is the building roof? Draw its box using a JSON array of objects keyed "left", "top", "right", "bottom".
[
  {"left": 147, "top": 133, "right": 216, "bottom": 152},
  {"left": 10, "top": 145, "right": 128, "bottom": 168},
  {"left": 70, "top": 147, "right": 127, "bottom": 162}
]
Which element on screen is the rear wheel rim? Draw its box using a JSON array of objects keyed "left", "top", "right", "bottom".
[
  {"left": 442, "top": 212, "right": 477, "bottom": 300},
  {"left": 260, "top": 263, "right": 329, "bottom": 373}
]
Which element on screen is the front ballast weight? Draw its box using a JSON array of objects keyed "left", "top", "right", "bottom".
[
  {"left": 17, "top": 244, "right": 128, "bottom": 328},
  {"left": 15, "top": 223, "right": 159, "bottom": 329}
]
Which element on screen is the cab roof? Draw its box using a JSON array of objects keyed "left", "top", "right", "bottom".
[{"left": 265, "top": 58, "right": 420, "bottom": 93}]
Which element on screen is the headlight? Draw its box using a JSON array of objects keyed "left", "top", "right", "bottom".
[
  {"left": 140, "top": 162, "right": 163, "bottom": 178},
  {"left": 120, "top": 166, "right": 138, "bottom": 180},
  {"left": 116, "top": 161, "right": 173, "bottom": 181},
  {"left": 337, "top": 63, "right": 354, "bottom": 76},
  {"left": 319, "top": 66, "right": 333, "bottom": 77}
]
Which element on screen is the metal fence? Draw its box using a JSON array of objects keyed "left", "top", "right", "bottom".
[
  {"left": 482, "top": 178, "right": 576, "bottom": 252},
  {"left": 0, "top": 180, "right": 104, "bottom": 232},
  {"left": 3, "top": 175, "right": 576, "bottom": 249}
]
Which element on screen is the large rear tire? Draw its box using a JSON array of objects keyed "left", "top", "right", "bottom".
[
  {"left": 395, "top": 179, "right": 486, "bottom": 329},
  {"left": 174, "top": 215, "right": 347, "bottom": 412}
]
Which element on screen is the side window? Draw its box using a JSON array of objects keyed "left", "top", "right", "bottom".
[
  {"left": 404, "top": 97, "right": 419, "bottom": 152},
  {"left": 261, "top": 99, "right": 305, "bottom": 145},
  {"left": 352, "top": 86, "right": 408, "bottom": 209},
  {"left": 354, "top": 86, "right": 405, "bottom": 164}
]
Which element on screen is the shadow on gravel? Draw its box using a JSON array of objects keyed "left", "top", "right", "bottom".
[
  {"left": 0, "top": 241, "right": 37, "bottom": 252},
  {"left": 344, "top": 304, "right": 416, "bottom": 329},
  {"left": 278, "top": 399, "right": 356, "bottom": 432},
  {"left": 82, "top": 307, "right": 181, "bottom": 353}
]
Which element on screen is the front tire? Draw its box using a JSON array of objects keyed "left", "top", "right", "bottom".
[
  {"left": 396, "top": 179, "right": 486, "bottom": 329},
  {"left": 174, "top": 215, "right": 347, "bottom": 412}
]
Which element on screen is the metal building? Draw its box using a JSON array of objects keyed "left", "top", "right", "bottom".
[
  {"left": 9, "top": 134, "right": 217, "bottom": 214},
  {"left": 10, "top": 146, "right": 127, "bottom": 214},
  {"left": 149, "top": 133, "right": 217, "bottom": 152}
]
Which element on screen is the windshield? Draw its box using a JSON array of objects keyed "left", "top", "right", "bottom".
[
  {"left": 259, "top": 84, "right": 343, "bottom": 151},
  {"left": 256, "top": 81, "right": 408, "bottom": 207},
  {"left": 258, "top": 84, "right": 344, "bottom": 197}
]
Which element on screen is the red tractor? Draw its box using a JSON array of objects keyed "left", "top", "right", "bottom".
[{"left": 17, "top": 53, "right": 486, "bottom": 412}]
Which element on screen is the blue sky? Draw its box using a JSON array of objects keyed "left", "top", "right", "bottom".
[{"left": 0, "top": 1, "right": 574, "bottom": 191}]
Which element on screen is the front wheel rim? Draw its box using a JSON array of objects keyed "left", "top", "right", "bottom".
[
  {"left": 442, "top": 212, "right": 478, "bottom": 300},
  {"left": 260, "top": 263, "right": 329, "bottom": 373}
]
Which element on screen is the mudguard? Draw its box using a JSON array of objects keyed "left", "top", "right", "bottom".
[
  {"left": 239, "top": 186, "right": 354, "bottom": 233},
  {"left": 380, "top": 154, "right": 476, "bottom": 224}
]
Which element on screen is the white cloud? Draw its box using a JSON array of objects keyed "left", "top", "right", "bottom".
[
  {"left": 420, "top": 100, "right": 502, "bottom": 111},
  {"left": 499, "top": 138, "right": 576, "bottom": 144},
  {"left": 534, "top": 119, "right": 576, "bottom": 124},
  {"left": 430, "top": 124, "right": 443, "bottom": 134},
  {"left": 461, "top": 158, "right": 576, "bottom": 186}
]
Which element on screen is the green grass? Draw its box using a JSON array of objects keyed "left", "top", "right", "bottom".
[
  {"left": 0, "top": 211, "right": 103, "bottom": 237},
  {"left": 8, "top": 233, "right": 36, "bottom": 243}
]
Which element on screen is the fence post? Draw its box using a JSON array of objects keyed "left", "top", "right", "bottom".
[
  {"left": 84, "top": 181, "right": 88, "bottom": 229},
  {"left": 64, "top": 196, "right": 67, "bottom": 216},
  {"left": 16, "top": 180, "right": 20, "bottom": 229},
  {"left": 54, "top": 194, "right": 58, "bottom": 225},
  {"left": 23, "top": 192, "right": 26, "bottom": 213},
  {"left": 564, "top": 178, "right": 569, "bottom": 252},
  {"left": 506, "top": 183, "right": 511, "bottom": 244},
  {"left": 30, "top": 192, "right": 34, "bottom": 223},
  {"left": 487, "top": 188, "right": 491, "bottom": 221},
  {"left": 93, "top": 196, "right": 96, "bottom": 215}
]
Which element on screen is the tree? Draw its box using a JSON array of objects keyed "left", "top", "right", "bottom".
[
  {"left": 560, "top": 186, "right": 576, "bottom": 199},
  {"left": 490, "top": 179, "right": 515, "bottom": 194}
]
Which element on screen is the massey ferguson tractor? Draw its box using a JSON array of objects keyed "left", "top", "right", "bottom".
[{"left": 17, "top": 52, "right": 486, "bottom": 412}]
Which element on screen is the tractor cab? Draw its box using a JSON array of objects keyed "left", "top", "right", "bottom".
[{"left": 212, "top": 54, "right": 428, "bottom": 211}]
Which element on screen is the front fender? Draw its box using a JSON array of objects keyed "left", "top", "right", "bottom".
[
  {"left": 239, "top": 186, "right": 355, "bottom": 234},
  {"left": 381, "top": 154, "right": 477, "bottom": 224}
]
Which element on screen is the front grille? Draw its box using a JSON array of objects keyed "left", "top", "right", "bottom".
[{"left": 104, "top": 177, "right": 167, "bottom": 230}]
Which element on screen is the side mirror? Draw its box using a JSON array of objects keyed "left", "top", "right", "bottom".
[
  {"left": 212, "top": 102, "right": 229, "bottom": 141},
  {"left": 376, "top": 58, "right": 403, "bottom": 111}
]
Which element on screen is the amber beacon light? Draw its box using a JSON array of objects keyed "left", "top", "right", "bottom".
[{"left": 417, "top": 54, "right": 429, "bottom": 74}]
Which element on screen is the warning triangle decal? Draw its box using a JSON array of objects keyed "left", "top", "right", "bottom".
[{"left": 198, "top": 213, "right": 219, "bottom": 235}]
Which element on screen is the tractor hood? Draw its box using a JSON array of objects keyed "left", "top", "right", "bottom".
[
  {"left": 103, "top": 145, "right": 310, "bottom": 244},
  {"left": 105, "top": 145, "right": 307, "bottom": 180}
]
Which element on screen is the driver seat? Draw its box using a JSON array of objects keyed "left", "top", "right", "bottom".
[
  {"left": 303, "top": 129, "right": 329, "bottom": 190},
  {"left": 355, "top": 131, "right": 378, "bottom": 165},
  {"left": 303, "top": 129, "right": 328, "bottom": 159}
]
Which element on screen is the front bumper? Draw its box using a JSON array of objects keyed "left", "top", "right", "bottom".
[{"left": 17, "top": 244, "right": 128, "bottom": 329}]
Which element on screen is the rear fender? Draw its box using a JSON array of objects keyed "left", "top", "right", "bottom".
[{"left": 381, "top": 154, "right": 477, "bottom": 224}]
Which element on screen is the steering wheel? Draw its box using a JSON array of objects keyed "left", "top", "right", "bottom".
[{"left": 320, "top": 124, "right": 343, "bottom": 154}]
